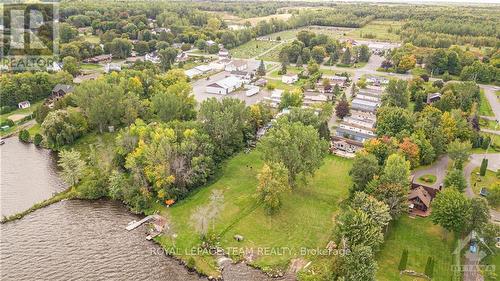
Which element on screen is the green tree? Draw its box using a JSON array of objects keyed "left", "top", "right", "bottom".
[
  {"left": 382, "top": 79, "right": 410, "bottom": 108},
  {"left": 340, "top": 245, "right": 377, "bottom": 281},
  {"left": 349, "top": 152, "right": 379, "bottom": 194},
  {"left": 375, "top": 106, "right": 414, "bottom": 138},
  {"left": 372, "top": 182, "right": 408, "bottom": 218},
  {"left": 307, "top": 59, "right": 319, "bottom": 75},
  {"left": 62, "top": 56, "right": 80, "bottom": 77},
  {"left": 41, "top": 110, "right": 87, "bottom": 148},
  {"left": 259, "top": 119, "right": 328, "bottom": 187},
  {"left": 311, "top": 46, "right": 326, "bottom": 64},
  {"left": 358, "top": 45, "right": 371, "bottom": 62},
  {"left": 380, "top": 153, "right": 411, "bottom": 187},
  {"left": 480, "top": 158, "right": 488, "bottom": 176},
  {"left": 18, "top": 129, "right": 30, "bottom": 142},
  {"left": 256, "top": 162, "right": 291, "bottom": 214},
  {"left": 296, "top": 54, "right": 303, "bottom": 67},
  {"left": 424, "top": 257, "right": 435, "bottom": 278},
  {"left": 341, "top": 47, "right": 352, "bottom": 65},
  {"left": 444, "top": 169, "right": 467, "bottom": 192},
  {"left": 336, "top": 208, "right": 384, "bottom": 250},
  {"left": 60, "top": 23, "right": 78, "bottom": 44},
  {"left": 58, "top": 149, "right": 86, "bottom": 186},
  {"left": 151, "top": 81, "right": 196, "bottom": 122},
  {"left": 198, "top": 98, "right": 249, "bottom": 160},
  {"left": 33, "top": 133, "right": 43, "bottom": 146},
  {"left": 431, "top": 188, "right": 471, "bottom": 234},
  {"left": 158, "top": 47, "right": 178, "bottom": 71},
  {"left": 280, "top": 89, "right": 303, "bottom": 109},
  {"left": 257, "top": 60, "right": 266, "bottom": 76},
  {"left": 351, "top": 192, "right": 391, "bottom": 229},
  {"left": 447, "top": 140, "right": 471, "bottom": 169},
  {"left": 469, "top": 197, "right": 490, "bottom": 232}
]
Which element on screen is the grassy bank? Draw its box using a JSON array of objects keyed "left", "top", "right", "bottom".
[
  {"left": 376, "top": 216, "right": 457, "bottom": 281},
  {"left": 155, "top": 151, "right": 352, "bottom": 276}
]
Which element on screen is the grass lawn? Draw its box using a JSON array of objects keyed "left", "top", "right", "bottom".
[
  {"left": 480, "top": 118, "right": 499, "bottom": 130},
  {"left": 82, "top": 34, "right": 100, "bottom": 44},
  {"left": 482, "top": 253, "right": 500, "bottom": 281},
  {"left": 470, "top": 167, "right": 499, "bottom": 195},
  {"left": 266, "top": 78, "right": 301, "bottom": 91},
  {"left": 480, "top": 90, "right": 495, "bottom": 117},
  {"left": 376, "top": 216, "right": 457, "bottom": 281},
  {"left": 416, "top": 174, "right": 437, "bottom": 185},
  {"left": 80, "top": 63, "right": 103, "bottom": 72},
  {"left": 269, "top": 66, "right": 303, "bottom": 79},
  {"left": 230, "top": 40, "right": 280, "bottom": 59},
  {"left": 156, "top": 152, "right": 352, "bottom": 276},
  {"left": 257, "top": 44, "right": 284, "bottom": 61},
  {"left": 66, "top": 131, "right": 118, "bottom": 158},
  {"left": 344, "top": 20, "right": 403, "bottom": 42}
]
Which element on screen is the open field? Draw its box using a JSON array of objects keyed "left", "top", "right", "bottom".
[
  {"left": 376, "top": 216, "right": 457, "bottom": 281},
  {"left": 343, "top": 21, "right": 403, "bottom": 42},
  {"left": 230, "top": 40, "right": 280, "bottom": 59},
  {"left": 224, "top": 13, "right": 293, "bottom": 26},
  {"left": 156, "top": 152, "right": 352, "bottom": 275}
]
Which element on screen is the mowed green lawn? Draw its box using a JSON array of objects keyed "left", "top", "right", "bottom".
[
  {"left": 376, "top": 216, "right": 457, "bottom": 281},
  {"left": 230, "top": 40, "right": 280, "bottom": 59},
  {"left": 157, "top": 151, "right": 352, "bottom": 276},
  {"left": 480, "top": 90, "right": 495, "bottom": 117}
]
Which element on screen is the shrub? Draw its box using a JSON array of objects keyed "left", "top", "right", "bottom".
[
  {"left": 0, "top": 106, "right": 15, "bottom": 115},
  {"left": 0, "top": 119, "right": 15, "bottom": 127},
  {"left": 18, "top": 129, "right": 30, "bottom": 142},
  {"left": 398, "top": 249, "right": 408, "bottom": 271},
  {"left": 480, "top": 158, "right": 488, "bottom": 176},
  {"left": 33, "top": 133, "right": 43, "bottom": 146},
  {"left": 186, "top": 257, "right": 195, "bottom": 271}
]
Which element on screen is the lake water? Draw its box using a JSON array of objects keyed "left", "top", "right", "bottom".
[{"left": 0, "top": 138, "right": 287, "bottom": 281}]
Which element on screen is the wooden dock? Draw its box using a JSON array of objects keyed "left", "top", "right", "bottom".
[{"left": 125, "top": 215, "right": 154, "bottom": 231}]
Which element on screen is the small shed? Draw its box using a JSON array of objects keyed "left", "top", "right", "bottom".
[{"left": 18, "top": 101, "right": 30, "bottom": 109}]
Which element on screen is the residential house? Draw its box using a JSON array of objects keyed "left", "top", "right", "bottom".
[
  {"left": 281, "top": 73, "right": 298, "bottom": 84},
  {"left": 264, "top": 89, "right": 284, "bottom": 108},
  {"left": 345, "top": 110, "right": 376, "bottom": 128},
  {"left": 104, "top": 63, "right": 121, "bottom": 73},
  {"left": 18, "top": 101, "right": 30, "bottom": 109},
  {"left": 303, "top": 93, "right": 328, "bottom": 106},
  {"left": 84, "top": 54, "right": 112, "bottom": 63},
  {"left": 47, "top": 84, "right": 74, "bottom": 106},
  {"left": 356, "top": 93, "right": 381, "bottom": 103},
  {"left": 225, "top": 60, "right": 247, "bottom": 72},
  {"left": 145, "top": 51, "right": 160, "bottom": 64},
  {"left": 195, "top": 65, "right": 212, "bottom": 73},
  {"left": 408, "top": 186, "right": 433, "bottom": 216},
  {"left": 325, "top": 75, "right": 348, "bottom": 87},
  {"left": 185, "top": 68, "right": 202, "bottom": 79},
  {"left": 46, "top": 62, "right": 62, "bottom": 72},
  {"left": 206, "top": 40, "right": 216, "bottom": 47},
  {"left": 331, "top": 136, "right": 364, "bottom": 154},
  {"left": 230, "top": 70, "right": 252, "bottom": 82},
  {"left": 427, "top": 92, "right": 442, "bottom": 104},
  {"left": 219, "top": 48, "right": 230, "bottom": 59},
  {"left": 206, "top": 76, "right": 243, "bottom": 95},
  {"left": 176, "top": 52, "right": 189, "bottom": 62},
  {"left": 351, "top": 98, "right": 379, "bottom": 113},
  {"left": 244, "top": 85, "right": 260, "bottom": 97},
  {"left": 335, "top": 122, "right": 376, "bottom": 142}
]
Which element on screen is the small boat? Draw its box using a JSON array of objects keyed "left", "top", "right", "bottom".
[{"left": 0, "top": 139, "right": 4, "bottom": 145}]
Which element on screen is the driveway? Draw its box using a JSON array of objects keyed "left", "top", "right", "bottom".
[
  {"left": 411, "top": 156, "right": 450, "bottom": 189},
  {"left": 464, "top": 153, "right": 500, "bottom": 222}
]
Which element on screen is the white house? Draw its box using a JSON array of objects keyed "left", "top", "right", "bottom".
[
  {"left": 46, "top": 62, "right": 62, "bottom": 72},
  {"left": 244, "top": 85, "right": 260, "bottom": 97},
  {"left": 225, "top": 60, "right": 247, "bottom": 72},
  {"left": 264, "top": 89, "right": 284, "bottom": 108},
  {"left": 185, "top": 68, "right": 202, "bottom": 79},
  {"left": 206, "top": 76, "right": 243, "bottom": 95},
  {"left": 195, "top": 65, "right": 212, "bottom": 73},
  {"left": 145, "top": 52, "right": 160, "bottom": 64},
  {"left": 230, "top": 70, "right": 252, "bottom": 83},
  {"left": 104, "top": 63, "right": 121, "bottom": 73},
  {"left": 218, "top": 48, "right": 230, "bottom": 59},
  {"left": 18, "top": 101, "right": 30, "bottom": 109},
  {"left": 281, "top": 73, "right": 298, "bottom": 84},
  {"left": 176, "top": 52, "right": 189, "bottom": 62},
  {"left": 208, "top": 61, "right": 225, "bottom": 70},
  {"left": 206, "top": 40, "right": 216, "bottom": 47}
]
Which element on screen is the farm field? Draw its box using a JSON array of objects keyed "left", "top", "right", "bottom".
[
  {"left": 230, "top": 40, "right": 280, "bottom": 59},
  {"left": 376, "top": 216, "right": 457, "bottom": 281},
  {"left": 156, "top": 152, "right": 353, "bottom": 276}
]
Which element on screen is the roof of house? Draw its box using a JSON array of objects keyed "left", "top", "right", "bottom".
[
  {"left": 52, "top": 84, "right": 74, "bottom": 93},
  {"left": 229, "top": 60, "right": 247, "bottom": 67},
  {"left": 18, "top": 100, "right": 30, "bottom": 105},
  {"left": 194, "top": 65, "right": 212, "bottom": 72},
  {"left": 352, "top": 98, "right": 379, "bottom": 107},
  {"left": 409, "top": 186, "right": 432, "bottom": 208},
  {"left": 231, "top": 70, "right": 250, "bottom": 76},
  {"left": 428, "top": 92, "right": 441, "bottom": 99},
  {"left": 185, "top": 68, "right": 202, "bottom": 77},
  {"left": 283, "top": 73, "right": 298, "bottom": 77},
  {"left": 331, "top": 136, "right": 363, "bottom": 147},
  {"left": 207, "top": 76, "right": 242, "bottom": 89}
]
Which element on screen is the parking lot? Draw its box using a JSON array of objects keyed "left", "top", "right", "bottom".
[{"left": 191, "top": 60, "right": 272, "bottom": 105}]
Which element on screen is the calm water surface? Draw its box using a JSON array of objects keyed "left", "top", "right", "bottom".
[{"left": 0, "top": 138, "right": 285, "bottom": 281}]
